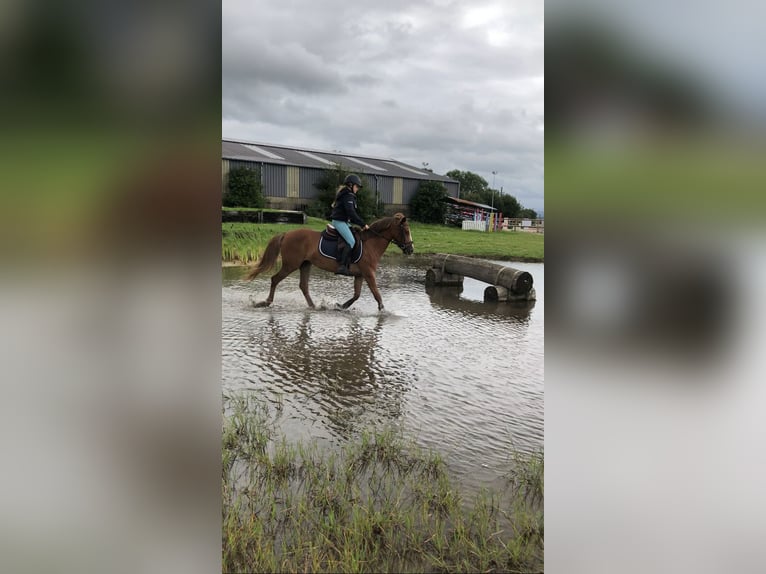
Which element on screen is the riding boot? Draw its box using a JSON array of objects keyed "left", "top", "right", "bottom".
[{"left": 335, "top": 243, "right": 351, "bottom": 275}]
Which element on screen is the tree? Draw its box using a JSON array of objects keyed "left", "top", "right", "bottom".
[
  {"left": 495, "top": 193, "right": 521, "bottom": 218},
  {"left": 519, "top": 207, "right": 538, "bottom": 219},
  {"left": 306, "top": 164, "right": 345, "bottom": 219},
  {"left": 446, "top": 169, "right": 488, "bottom": 198},
  {"left": 355, "top": 182, "right": 384, "bottom": 222},
  {"left": 409, "top": 181, "right": 448, "bottom": 224},
  {"left": 224, "top": 166, "right": 264, "bottom": 208}
]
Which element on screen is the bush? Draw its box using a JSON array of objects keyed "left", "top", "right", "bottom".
[
  {"left": 355, "top": 185, "right": 384, "bottom": 221},
  {"left": 409, "top": 181, "right": 448, "bottom": 224},
  {"left": 224, "top": 167, "right": 264, "bottom": 208}
]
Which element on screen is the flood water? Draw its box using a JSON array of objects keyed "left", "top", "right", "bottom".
[{"left": 222, "top": 255, "right": 543, "bottom": 492}]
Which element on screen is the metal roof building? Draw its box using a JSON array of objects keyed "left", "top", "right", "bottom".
[{"left": 222, "top": 138, "right": 460, "bottom": 214}]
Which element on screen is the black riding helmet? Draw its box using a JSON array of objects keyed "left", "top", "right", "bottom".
[{"left": 344, "top": 174, "right": 363, "bottom": 188}]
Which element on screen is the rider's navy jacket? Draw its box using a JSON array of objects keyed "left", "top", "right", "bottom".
[{"left": 330, "top": 188, "right": 366, "bottom": 227}]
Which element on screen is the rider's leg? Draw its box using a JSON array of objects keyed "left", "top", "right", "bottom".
[{"left": 331, "top": 221, "right": 356, "bottom": 275}]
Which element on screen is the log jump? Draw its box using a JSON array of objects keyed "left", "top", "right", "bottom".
[{"left": 425, "top": 253, "right": 535, "bottom": 303}]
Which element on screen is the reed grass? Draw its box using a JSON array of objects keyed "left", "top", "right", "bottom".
[
  {"left": 222, "top": 392, "right": 544, "bottom": 573},
  {"left": 222, "top": 220, "right": 327, "bottom": 264}
]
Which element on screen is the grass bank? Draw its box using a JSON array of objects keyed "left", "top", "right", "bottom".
[
  {"left": 222, "top": 218, "right": 544, "bottom": 264},
  {"left": 222, "top": 393, "right": 543, "bottom": 574}
]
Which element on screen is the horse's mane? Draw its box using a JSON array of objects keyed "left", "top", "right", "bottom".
[
  {"left": 368, "top": 216, "right": 394, "bottom": 233},
  {"left": 362, "top": 213, "right": 405, "bottom": 240}
]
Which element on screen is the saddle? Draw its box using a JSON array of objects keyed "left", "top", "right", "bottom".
[
  {"left": 319, "top": 224, "right": 363, "bottom": 262},
  {"left": 321, "top": 224, "right": 340, "bottom": 241}
]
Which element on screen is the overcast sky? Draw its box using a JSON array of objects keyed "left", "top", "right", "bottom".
[{"left": 222, "top": 0, "right": 544, "bottom": 214}]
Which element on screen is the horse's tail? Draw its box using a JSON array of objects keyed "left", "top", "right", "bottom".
[{"left": 245, "top": 233, "right": 285, "bottom": 280}]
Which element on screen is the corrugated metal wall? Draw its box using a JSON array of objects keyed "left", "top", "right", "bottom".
[
  {"left": 373, "top": 176, "right": 394, "bottom": 203},
  {"left": 222, "top": 157, "right": 459, "bottom": 207},
  {"left": 444, "top": 181, "right": 459, "bottom": 198},
  {"left": 286, "top": 167, "right": 300, "bottom": 198},
  {"left": 393, "top": 178, "right": 403, "bottom": 204},
  {"left": 299, "top": 168, "right": 325, "bottom": 199},
  {"left": 402, "top": 178, "right": 421, "bottom": 204},
  {"left": 226, "top": 159, "right": 261, "bottom": 172},
  {"left": 263, "top": 164, "right": 286, "bottom": 198},
  {"left": 221, "top": 159, "right": 229, "bottom": 189}
]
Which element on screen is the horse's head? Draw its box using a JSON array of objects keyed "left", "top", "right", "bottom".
[
  {"left": 391, "top": 213, "right": 414, "bottom": 255},
  {"left": 367, "top": 213, "right": 414, "bottom": 254}
]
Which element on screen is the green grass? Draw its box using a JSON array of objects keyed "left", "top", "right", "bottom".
[
  {"left": 222, "top": 392, "right": 544, "bottom": 574},
  {"left": 222, "top": 218, "right": 544, "bottom": 264},
  {"left": 409, "top": 222, "right": 544, "bottom": 261}
]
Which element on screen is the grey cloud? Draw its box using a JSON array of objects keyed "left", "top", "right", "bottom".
[
  {"left": 345, "top": 73, "right": 381, "bottom": 87},
  {"left": 223, "top": 39, "right": 343, "bottom": 95},
  {"left": 223, "top": 0, "right": 544, "bottom": 212}
]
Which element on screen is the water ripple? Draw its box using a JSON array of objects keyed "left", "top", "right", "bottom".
[{"left": 223, "top": 258, "right": 544, "bottom": 483}]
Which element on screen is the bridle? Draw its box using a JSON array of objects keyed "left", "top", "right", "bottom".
[{"left": 366, "top": 219, "right": 413, "bottom": 252}]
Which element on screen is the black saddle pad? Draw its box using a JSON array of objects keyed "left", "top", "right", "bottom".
[{"left": 319, "top": 228, "right": 363, "bottom": 262}]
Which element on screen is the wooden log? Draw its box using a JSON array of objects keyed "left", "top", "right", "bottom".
[
  {"left": 484, "top": 285, "right": 510, "bottom": 302},
  {"left": 425, "top": 268, "right": 464, "bottom": 288},
  {"left": 432, "top": 254, "right": 533, "bottom": 294},
  {"left": 484, "top": 285, "right": 537, "bottom": 303}
]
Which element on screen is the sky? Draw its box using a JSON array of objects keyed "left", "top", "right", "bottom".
[{"left": 222, "top": 0, "right": 544, "bottom": 214}]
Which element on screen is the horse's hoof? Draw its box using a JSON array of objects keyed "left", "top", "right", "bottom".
[{"left": 253, "top": 300, "right": 269, "bottom": 308}]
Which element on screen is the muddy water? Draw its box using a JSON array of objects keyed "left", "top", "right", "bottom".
[{"left": 222, "top": 255, "right": 543, "bottom": 492}]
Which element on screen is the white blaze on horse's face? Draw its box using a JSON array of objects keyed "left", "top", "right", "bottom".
[{"left": 403, "top": 224, "right": 414, "bottom": 254}]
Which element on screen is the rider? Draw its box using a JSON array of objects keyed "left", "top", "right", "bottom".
[{"left": 330, "top": 174, "right": 369, "bottom": 275}]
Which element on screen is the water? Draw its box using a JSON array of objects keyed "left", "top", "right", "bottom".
[{"left": 222, "top": 255, "right": 543, "bottom": 492}]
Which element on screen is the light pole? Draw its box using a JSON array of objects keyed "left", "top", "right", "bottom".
[
  {"left": 490, "top": 171, "right": 497, "bottom": 231},
  {"left": 491, "top": 171, "right": 497, "bottom": 210}
]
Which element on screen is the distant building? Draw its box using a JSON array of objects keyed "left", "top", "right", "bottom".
[
  {"left": 443, "top": 197, "right": 497, "bottom": 226},
  {"left": 222, "top": 139, "right": 459, "bottom": 214}
]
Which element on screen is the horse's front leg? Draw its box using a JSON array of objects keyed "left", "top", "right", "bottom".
[
  {"left": 364, "top": 273, "right": 384, "bottom": 311},
  {"left": 340, "top": 276, "right": 364, "bottom": 309}
]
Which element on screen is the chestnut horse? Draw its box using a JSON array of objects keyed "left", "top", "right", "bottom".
[{"left": 245, "top": 213, "right": 414, "bottom": 311}]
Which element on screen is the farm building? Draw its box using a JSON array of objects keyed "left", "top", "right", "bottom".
[
  {"left": 444, "top": 197, "right": 498, "bottom": 226},
  {"left": 222, "top": 138, "right": 460, "bottom": 214}
]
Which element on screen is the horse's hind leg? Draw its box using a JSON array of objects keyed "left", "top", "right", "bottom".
[
  {"left": 340, "top": 276, "right": 364, "bottom": 309},
  {"left": 254, "top": 265, "right": 295, "bottom": 307},
  {"left": 299, "top": 261, "right": 315, "bottom": 308}
]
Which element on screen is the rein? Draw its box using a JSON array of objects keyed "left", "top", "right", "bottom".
[{"left": 365, "top": 221, "right": 411, "bottom": 251}]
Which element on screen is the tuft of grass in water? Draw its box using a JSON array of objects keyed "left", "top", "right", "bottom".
[
  {"left": 222, "top": 392, "right": 544, "bottom": 573},
  {"left": 506, "top": 448, "right": 544, "bottom": 509}
]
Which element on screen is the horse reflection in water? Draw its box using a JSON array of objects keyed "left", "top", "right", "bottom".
[
  {"left": 251, "top": 311, "right": 415, "bottom": 437},
  {"left": 245, "top": 214, "right": 414, "bottom": 311}
]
